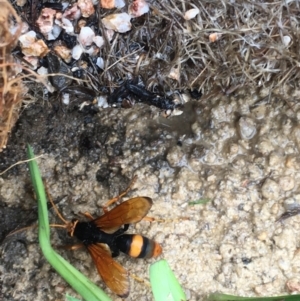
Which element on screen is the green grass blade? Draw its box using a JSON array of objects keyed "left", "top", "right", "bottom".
[
  {"left": 27, "top": 145, "right": 112, "bottom": 301},
  {"left": 188, "top": 198, "right": 210, "bottom": 206},
  {"left": 208, "top": 293, "right": 300, "bottom": 301},
  {"left": 150, "top": 259, "right": 186, "bottom": 301}
]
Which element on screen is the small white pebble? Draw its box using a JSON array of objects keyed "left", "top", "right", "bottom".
[
  {"left": 93, "top": 36, "right": 104, "bottom": 48},
  {"left": 115, "top": 0, "right": 125, "bottom": 8},
  {"left": 77, "top": 0, "right": 95, "bottom": 18},
  {"left": 37, "top": 66, "right": 48, "bottom": 75},
  {"left": 84, "top": 45, "right": 99, "bottom": 56},
  {"left": 128, "top": 0, "right": 149, "bottom": 18},
  {"left": 78, "top": 26, "right": 95, "bottom": 46},
  {"left": 279, "top": 176, "right": 295, "bottom": 191},
  {"left": 62, "top": 93, "right": 70, "bottom": 105},
  {"left": 261, "top": 179, "right": 279, "bottom": 199},
  {"left": 184, "top": 8, "right": 199, "bottom": 20},
  {"left": 282, "top": 35, "right": 291, "bottom": 47},
  {"left": 102, "top": 13, "right": 132, "bottom": 33},
  {"left": 19, "top": 30, "right": 36, "bottom": 46},
  {"left": 55, "top": 17, "right": 74, "bottom": 34},
  {"left": 96, "top": 57, "right": 104, "bottom": 69},
  {"left": 97, "top": 96, "right": 109, "bottom": 108},
  {"left": 72, "top": 44, "right": 84, "bottom": 60}
]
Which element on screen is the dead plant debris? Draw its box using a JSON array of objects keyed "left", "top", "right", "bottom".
[
  {"left": 0, "top": 0, "right": 23, "bottom": 151},
  {"left": 1, "top": 0, "right": 300, "bottom": 148}
]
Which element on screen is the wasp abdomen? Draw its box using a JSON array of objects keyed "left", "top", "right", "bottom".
[{"left": 116, "top": 234, "right": 162, "bottom": 258}]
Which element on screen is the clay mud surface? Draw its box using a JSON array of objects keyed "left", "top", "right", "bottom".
[{"left": 2, "top": 86, "right": 300, "bottom": 300}]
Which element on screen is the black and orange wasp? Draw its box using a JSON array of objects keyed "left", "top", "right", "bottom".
[{"left": 50, "top": 177, "right": 162, "bottom": 297}]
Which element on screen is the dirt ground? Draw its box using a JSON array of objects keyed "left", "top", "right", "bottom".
[
  {"left": 2, "top": 0, "right": 300, "bottom": 301},
  {"left": 2, "top": 84, "right": 300, "bottom": 301}
]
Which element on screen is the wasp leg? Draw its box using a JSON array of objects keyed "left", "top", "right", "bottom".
[
  {"left": 44, "top": 180, "right": 68, "bottom": 224},
  {"left": 103, "top": 175, "right": 138, "bottom": 210},
  {"left": 142, "top": 216, "right": 155, "bottom": 222},
  {"left": 79, "top": 212, "right": 95, "bottom": 220}
]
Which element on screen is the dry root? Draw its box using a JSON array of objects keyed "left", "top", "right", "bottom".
[{"left": 0, "top": 0, "right": 23, "bottom": 151}]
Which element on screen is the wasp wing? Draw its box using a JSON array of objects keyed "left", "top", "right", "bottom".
[
  {"left": 87, "top": 243, "right": 129, "bottom": 298},
  {"left": 94, "top": 197, "right": 152, "bottom": 232}
]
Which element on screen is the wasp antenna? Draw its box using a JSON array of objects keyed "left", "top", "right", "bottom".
[
  {"left": 49, "top": 224, "right": 68, "bottom": 229},
  {"left": 44, "top": 181, "right": 68, "bottom": 225},
  {"left": 5, "top": 224, "right": 37, "bottom": 238}
]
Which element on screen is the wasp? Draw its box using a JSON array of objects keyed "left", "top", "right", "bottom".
[{"left": 50, "top": 178, "right": 162, "bottom": 297}]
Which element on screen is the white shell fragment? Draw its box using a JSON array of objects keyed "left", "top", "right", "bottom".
[
  {"left": 62, "top": 93, "right": 70, "bottom": 105},
  {"left": 55, "top": 16, "right": 74, "bottom": 34},
  {"left": 51, "top": 24, "right": 63, "bottom": 40},
  {"left": 102, "top": 13, "right": 132, "bottom": 33},
  {"left": 115, "top": 0, "right": 125, "bottom": 8},
  {"left": 19, "top": 30, "right": 36, "bottom": 46},
  {"left": 96, "top": 57, "right": 104, "bottom": 69},
  {"left": 184, "top": 8, "right": 200, "bottom": 20},
  {"left": 282, "top": 35, "right": 291, "bottom": 47},
  {"left": 72, "top": 44, "right": 84, "bottom": 60},
  {"left": 78, "top": 26, "right": 95, "bottom": 46},
  {"left": 97, "top": 95, "right": 109, "bottom": 108},
  {"left": 93, "top": 36, "right": 104, "bottom": 48},
  {"left": 128, "top": 0, "right": 149, "bottom": 18},
  {"left": 105, "top": 29, "right": 115, "bottom": 41},
  {"left": 77, "top": 0, "right": 95, "bottom": 18}
]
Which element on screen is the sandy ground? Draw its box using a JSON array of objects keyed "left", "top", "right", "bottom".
[{"left": 1, "top": 85, "right": 300, "bottom": 300}]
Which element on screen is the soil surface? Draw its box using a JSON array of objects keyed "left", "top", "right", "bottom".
[{"left": 2, "top": 85, "right": 300, "bottom": 300}]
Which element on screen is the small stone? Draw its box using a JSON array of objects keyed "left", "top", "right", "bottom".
[
  {"left": 271, "top": 203, "right": 279, "bottom": 215},
  {"left": 63, "top": 4, "right": 81, "bottom": 20},
  {"left": 269, "top": 152, "right": 283, "bottom": 167},
  {"left": 128, "top": 0, "right": 149, "bottom": 18},
  {"left": 257, "top": 231, "right": 267, "bottom": 241},
  {"left": 278, "top": 258, "right": 290, "bottom": 271},
  {"left": 286, "top": 278, "right": 300, "bottom": 292},
  {"left": 53, "top": 45, "right": 72, "bottom": 63},
  {"left": 93, "top": 36, "right": 104, "bottom": 48},
  {"left": 72, "top": 44, "right": 84, "bottom": 60},
  {"left": 16, "top": 0, "right": 26, "bottom": 6},
  {"left": 19, "top": 31, "right": 49, "bottom": 57},
  {"left": 282, "top": 35, "right": 291, "bottom": 47},
  {"left": 36, "top": 8, "right": 57, "bottom": 39},
  {"left": 238, "top": 117, "right": 256, "bottom": 139},
  {"left": 102, "top": 13, "right": 132, "bottom": 33},
  {"left": 252, "top": 105, "right": 266, "bottom": 119},
  {"left": 78, "top": 0, "right": 95, "bottom": 18},
  {"left": 78, "top": 26, "right": 95, "bottom": 46},
  {"left": 279, "top": 176, "right": 295, "bottom": 191},
  {"left": 261, "top": 179, "right": 279, "bottom": 199},
  {"left": 229, "top": 143, "right": 239, "bottom": 156},
  {"left": 101, "top": 0, "right": 115, "bottom": 9}
]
